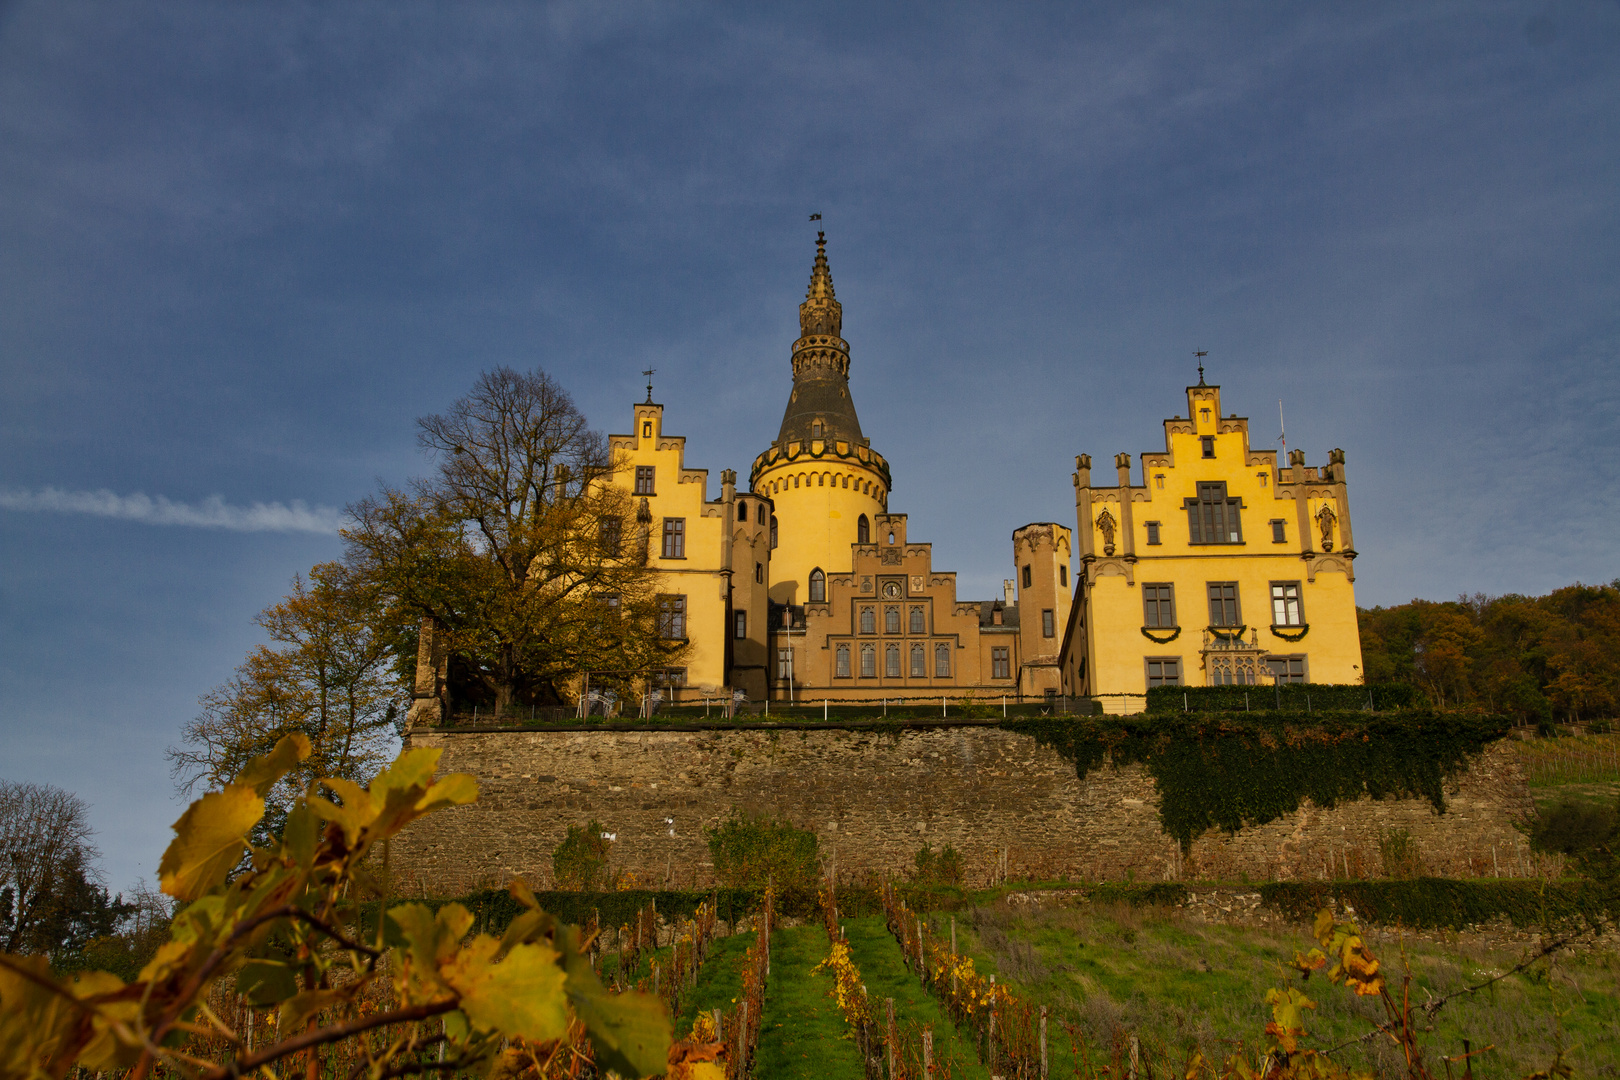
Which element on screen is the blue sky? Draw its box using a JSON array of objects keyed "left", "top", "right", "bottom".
[{"left": 2, "top": 1, "right": 1616, "bottom": 891}]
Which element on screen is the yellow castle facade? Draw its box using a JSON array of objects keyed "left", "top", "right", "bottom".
[{"left": 591, "top": 235, "right": 1364, "bottom": 710}]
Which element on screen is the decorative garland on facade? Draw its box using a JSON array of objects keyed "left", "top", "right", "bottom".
[
  {"left": 1139, "top": 625, "right": 1181, "bottom": 644},
  {"left": 1207, "top": 624, "right": 1248, "bottom": 644},
  {"left": 1269, "top": 623, "right": 1310, "bottom": 642}
]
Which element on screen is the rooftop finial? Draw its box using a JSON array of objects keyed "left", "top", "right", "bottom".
[
  {"left": 1195, "top": 350, "right": 1208, "bottom": 385},
  {"left": 642, "top": 367, "right": 656, "bottom": 404}
]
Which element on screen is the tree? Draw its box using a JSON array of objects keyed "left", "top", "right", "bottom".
[
  {"left": 0, "top": 780, "right": 112, "bottom": 957},
  {"left": 345, "top": 366, "right": 682, "bottom": 712},
  {"left": 169, "top": 562, "right": 402, "bottom": 835}
]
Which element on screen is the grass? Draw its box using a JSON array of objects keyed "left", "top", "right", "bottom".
[
  {"left": 673, "top": 931, "right": 753, "bottom": 1035},
  {"left": 841, "top": 915, "right": 990, "bottom": 1079},
  {"left": 941, "top": 900, "right": 1620, "bottom": 1079},
  {"left": 1516, "top": 732, "right": 1620, "bottom": 813},
  {"left": 754, "top": 924, "right": 867, "bottom": 1079}
]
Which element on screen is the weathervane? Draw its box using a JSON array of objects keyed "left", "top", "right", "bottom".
[
  {"left": 642, "top": 367, "right": 656, "bottom": 404},
  {"left": 1195, "top": 350, "right": 1208, "bottom": 386}
]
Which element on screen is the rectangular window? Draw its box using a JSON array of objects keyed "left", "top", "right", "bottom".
[
  {"left": 886, "top": 644, "right": 901, "bottom": 678},
  {"left": 1269, "top": 656, "right": 1307, "bottom": 683},
  {"left": 935, "top": 643, "right": 951, "bottom": 677},
  {"left": 885, "top": 606, "right": 901, "bottom": 634},
  {"left": 634, "top": 466, "right": 655, "bottom": 495},
  {"left": 1271, "top": 582, "right": 1303, "bottom": 626},
  {"left": 835, "top": 644, "right": 851, "bottom": 678},
  {"left": 733, "top": 610, "right": 748, "bottom": 639},
  {"left": 910, "top": 644, "right": 926, "bottom": 677},
  {"left": 1021, "top": 565, "right": 1032, "bottom": 589},
  {"left": 1145, "top": 521, "right": 1161, "bottom": 545},
  {"left": 661, "top": 517, "right": 685, "bottom": 558},
  {"left": 1042, "top": 609, "right": 1055, "bottom": 638},
  {"left": 1143, "top": 584, "right": 1176, "bottom": 628},
  {"left": 1186, "top": 482, "right": 1243, "bottom": 544},
  {"left": 909, "top": 606, "right": 925, "bottom": 634},
  {"left": 778, "top": 647, "right": 794, "bottom": 680},
  {"left": 599, "top": 517, "right": 622, "bottom": 557},
  {"left": 1271, "top": 519, "right": 1286, "bottom": 544},
  {"left": 1201, "top": 435, "right": 1215, "bottom": 458},
  {"left": 860, "top": 644, "right": 876, "bottom": 677},
  {"left": 658, "top": 594, "right": 686, "bottom": 639},
  {"left": 859, "top": 607, "right": 876, "bottom": 634},
  {"left": 755, "top": 562, "right": 764, "bottom": 583},
  {"left": 1059, "top": 564, "right": 1068, "bottom": 587},
  {"left": 1207, "top": 582, "right": 1240, "bottom": 626},
  {"left": 991, "top": 647, "right": 1011, "bottom": 679},
  {"left": 1146, "top": 658, "right": 1182, "bottom": 687}
]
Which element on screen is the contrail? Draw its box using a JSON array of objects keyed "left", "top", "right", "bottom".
[{"left": 0, "top": 487, "right": 344, "bottom": 534}]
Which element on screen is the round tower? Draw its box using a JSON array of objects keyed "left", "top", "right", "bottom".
[{"left": 750, "top": 233, "right": 891, "bottom": 605}]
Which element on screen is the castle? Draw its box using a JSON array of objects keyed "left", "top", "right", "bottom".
[{"left": 407, "top": 233, "right": 1364, "bottom": 721}]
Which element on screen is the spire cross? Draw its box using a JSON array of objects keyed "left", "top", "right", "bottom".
[
  {"left": 1194, "top": 351, "right": 1208, "bottom": 385},
  {"left": 641, "top": 368, "right": 656, "bottom": 404}
]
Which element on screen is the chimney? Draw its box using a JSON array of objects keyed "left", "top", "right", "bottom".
[{"left": 1003, "top": 579, "right": 1017, "bottom": 605}]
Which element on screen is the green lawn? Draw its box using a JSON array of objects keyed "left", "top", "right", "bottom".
[
  {"left": 673, "top": 931, "right": 753, "bottom": 1036},
  {"left": 943, "top": 900, "right": 1620, "bottom": 1079},
  {"left": 754, "top": 924, "right": 867, "bottom": 1079}
]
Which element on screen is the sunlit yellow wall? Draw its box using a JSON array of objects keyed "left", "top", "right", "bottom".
[
  {"left": 605, "top": 402, "right": 731, "bottom": 694},
  {"left": 1071, "top": 384, "right": 1363, "bottom": 704},
  {"left": 750, "top": 440, "right": 887, "bottom": 606}
]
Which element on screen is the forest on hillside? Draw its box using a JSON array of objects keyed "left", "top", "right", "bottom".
[{"left": 1359, "top": 581, "right": 1620, "bottom": 724}]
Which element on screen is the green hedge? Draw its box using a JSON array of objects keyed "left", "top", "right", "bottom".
[
  {"left": 1260, "top": 878, "right": 1619, "bottom": 930},
  {"left": 1146, "top": 683, "right": 1424, "bottom": 714},
  {"left": 1006, "top": 711, "right": 1510, "bottom": 851}
]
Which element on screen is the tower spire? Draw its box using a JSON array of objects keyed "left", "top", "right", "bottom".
[
  {"left": 775, "top": 231, "right": 864, "bottom": 446},
  {"left": 800, "top": 230, "right": 841, "bottom": 337}
]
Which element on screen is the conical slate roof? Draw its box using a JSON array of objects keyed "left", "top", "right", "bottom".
[{"left": 776, "top": 232, "right": 867, "bottom": 446}]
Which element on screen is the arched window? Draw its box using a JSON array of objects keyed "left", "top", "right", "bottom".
[
  {"left": 885, "top": 644, "right": 901, "bottom": 678},
  {"left": 809, "top": 568, "right": 826, "bottom": 603},
  {"left": 910, "top": 644, "right": 926, "bottom": 677},
  {"left": 859, "top": 606, "right": 876, "bottom": 634},
  {"left": 935, "top": 643, "right": 951, "bottom": 677},
  {"left": 860, "top": 644, "right": 876, "bottom": 677},
  {"left": 885, "top": 606, "right": 901, "bottom": 634},
  {"left": 857, "top": 514, "right": 870, "bottom": 544},
  {"left": 887, "top": 530, "right": 896, "bottom": 545},
  {"left": 758, "top": 503, "right": 766, "bottom": 524},
  {"left": 909, "top": 606, "right": 925, "bottom": 634},
  {"left": 835, "top": 644, "right": 851, "bottom": 678},
  {"left": 770, "top": 516, "right": 778, "bottom": 549}
]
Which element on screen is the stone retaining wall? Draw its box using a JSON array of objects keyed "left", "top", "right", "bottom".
[{"left": 393, "top": 724, "right": 1535, "bottom": 893}]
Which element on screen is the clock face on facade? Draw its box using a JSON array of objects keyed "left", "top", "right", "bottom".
[{"left": 883, "top": 581, "right": 901, "bottom": 597}]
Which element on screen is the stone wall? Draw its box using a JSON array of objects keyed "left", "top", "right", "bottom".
[{"left": 392, "top": 722, "right": 1536, "bottom": 893}]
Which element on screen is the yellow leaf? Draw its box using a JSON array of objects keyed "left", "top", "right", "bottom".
[
  {"left": 370, "top": 747, "right": 444, "bottom": 802},
  {"left": 158, "top": 785, "right": 263, "bottom": 900},
  {"left": 279, "top": 988, "right": 351, "bottom": 1033},
  {"left": 1313, "top": 908, "right": 1336, "bottom": 947},
  {"left": 510, "top": 877, "right": 539, "bottom": 910},
  {"left": 419, "top": 773, "right": 478, "bottom": 812},
  {"left": 441, "top": 936, "right": 569, "bottom": 1043},
  {"left": 235, "top": 733, "right": 312, "bottom": 795}
]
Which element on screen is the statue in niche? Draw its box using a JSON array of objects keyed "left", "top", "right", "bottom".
[
  {"left": 1316, "top": 504, "right": 1337, "bottom": 552},
  {"left": 1095, "top": 508, "right": 1117, "bottom": 557}
]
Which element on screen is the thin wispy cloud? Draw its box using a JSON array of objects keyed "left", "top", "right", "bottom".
[{"left": 0, "top": 487, "right": 343, "bottom": 534}]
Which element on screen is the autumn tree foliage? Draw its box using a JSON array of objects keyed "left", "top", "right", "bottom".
[
  {"left": 169, "top": 561, "right": 403, "bottom": 836},
  {"left": 344, "top": 366, "right": 683, "bottom": 713},
  {"left": 1359, "top": 581, "right": 1620, "bottom": 723}
]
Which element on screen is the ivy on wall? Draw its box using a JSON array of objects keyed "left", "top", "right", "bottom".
[{"left": 1003, "top": 711, "right": 1511, "bottom": 851}]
